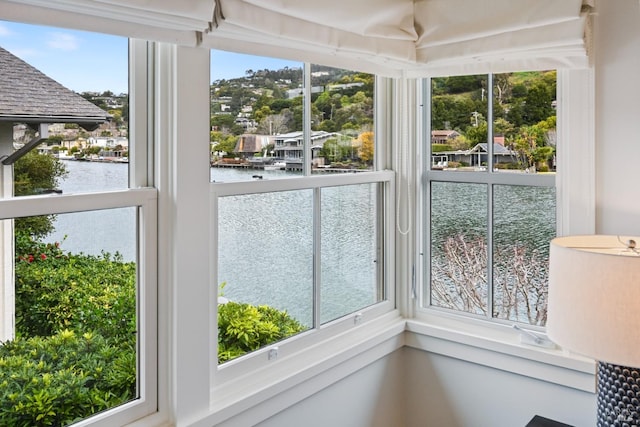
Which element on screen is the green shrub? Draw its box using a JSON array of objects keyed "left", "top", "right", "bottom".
[
  {"left": 218, "top": 301, "right": 305, "bottom": 363},
  {"left": 14, "top": 235, "right": 136, "bottom": 341},
  {"left": 5, "top": 234, "right": 304, "bottom": 424},
  {"left": 13, "top": 152, "right": 67, "bottom": 239},
  {"left": 494, "top": 162, "right": 520, "bottom": 170},
  {"left": 0, "top": 330, "right": 134, "bottom": 427},
  {"left": 431, "top": 143, "right": 452, "bottom": 153},
  {"left": 3, "top": 234, "right": 137, "bottom": 425}
]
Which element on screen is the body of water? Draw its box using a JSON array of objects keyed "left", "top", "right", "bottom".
[
  {"left": 47, "top": 161, "right": 554, "bottom": 325},
  {"left": 48, "top": 161, "right": 380, "bottom": 325},
  {"left": 46, "top": 161, "right": 136, "bottom": 261}
]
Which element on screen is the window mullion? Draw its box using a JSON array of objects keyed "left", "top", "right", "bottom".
[
  {"left": 487, "top": 183, "right": 494, "bottom": 321},
  {"left": 486, "top": 73, "right": 494, "bottom": 321},
  {"left": 423, "top": 78, "right": 433, "bottom": 310},
  {"left": 313, "top": 187, "right": 322, "bottom": 328},
  {"left": 303, "top": 63, "right": 312, "bottom": 176},
  {"left": 487, "top": 73, "right": 494, "bottom": 170}
]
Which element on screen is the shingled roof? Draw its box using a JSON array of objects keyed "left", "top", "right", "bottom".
[{"left": 0, "top": 46, "right": 111, "bottom": 129}]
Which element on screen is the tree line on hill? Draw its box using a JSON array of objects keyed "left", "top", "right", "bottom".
[{"left": 209, "top": 68, "right": 557, "bottom": 171}]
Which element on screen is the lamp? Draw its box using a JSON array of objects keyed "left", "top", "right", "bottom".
[{"left": 547, "top": 235, "right": 640, "bottom": 426}]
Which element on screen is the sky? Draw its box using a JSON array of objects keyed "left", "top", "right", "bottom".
[{"left": 0, "top": 20, "right": 299, "bottom": 95}]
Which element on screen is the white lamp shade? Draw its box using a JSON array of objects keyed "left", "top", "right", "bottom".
[{"left": 547, "top": 235, "right": 640, "bottom": 367}]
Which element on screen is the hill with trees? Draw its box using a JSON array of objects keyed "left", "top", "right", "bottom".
[
  {"left": 431, "top": 71, "right": 557, "bottom": 171},
  {"left": 210, "top": 68, "right": 556, "bottom": 171},
  {"left": 210, "top": 65, "right": 375, "bottom": 168}
]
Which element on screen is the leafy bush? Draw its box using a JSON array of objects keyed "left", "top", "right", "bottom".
[
  {"left": 1, "top": 233, "right": 137, "bottom": 425},
  {"left": 431, "top": 143, "right": 452, "bottom": 153},
  {"left": 13, "top": 152, "right": 67, "bottom": 238},
  {"left": 218, "top": 301, "right": 305, "bottom": 363},
  {"left": 4, "top": 234, "right": 304, "bottom": 423},
  {"left": 0, "top": 330, "right": 135, "bottom": 427},
  {"left": 14, "top": 234, "right": 136, "bottom": 341},
  {"left": 494, "top": 162, "right": 520, "bottom": 170}
]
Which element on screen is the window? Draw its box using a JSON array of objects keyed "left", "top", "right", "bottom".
[
  {"left": 423, "top": 72, "right": 557, "bottom": 326},
  {"left": 211, "top": 51, "right": 389, "bottom": 364},
  {"left": 0, "top": 23, "right": 156, "bottom": 426}
]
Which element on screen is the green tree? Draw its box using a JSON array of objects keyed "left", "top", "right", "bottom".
[
  {"left": 523, "top": 82, "right": 554, "bottom": 125},
  {"left": 511, "top": 125, "right": 546, "bottom": 169},
  {"left": 449, "top": 135, "right": 471, "bottom": 150},
  {"left": 45, "top": 135, "right": 63, "bottom": 145},
  {"left": 211, "top": 114, "right": 234, "bottom": 129},
  {"left": 465, "top": 121, "right": 488, "bottom": 146},
  {"left": 494, "top": 117, "right": 516, "bottom": 139},
  {"left": 320, "top": 138, "right": 350, "bottom": 162},
  {"left": 432, "top": 95, "right": 477, "bottom": 131},
  {"left": 13, "top": 151, "right": 68, "bottom": 238},
  {"left": 211, "top": 132, "right": 239, "bottom": 156}
]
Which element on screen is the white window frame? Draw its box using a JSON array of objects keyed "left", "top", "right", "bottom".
[
  {"left": 0, "top": 38, "right": 158, "bottom": 427},
  {"left": 0, "top": 194, "right": 159, "bottom": 427},
  {"left": 211, "top": 171, "right": 395, "bottom": 364},
  {"left": 421, "top": 72, "right": 556, "bottom": 325},
  {"left": 410, "top": 68, "right": 597, "bottom": 391},
  {"left": 202, "top": 68, "right": 401, "bottom": 423}
]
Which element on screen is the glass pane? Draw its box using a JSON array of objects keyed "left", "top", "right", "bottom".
[
  {"left": 492, "top": 71, "right": 557, "bottom": 173},
  {"left": 45, "top": 207, "right": 137, "bottom": 261},
  {"left": 321, "top": 183, "right": 381, "bottom": 323},
  {"left": 493, "top": 185, "right": 556, "bottom": 325},
  {"left": 430, "top": 75, "right": 488, "bottom": 171},
  {"left": 310, "top": 64, "right": 374, "bottom": 173},
  {"left": 209, "top": 50, "right": 303, "bottom": 182},
  {"left": 3, "top": 20, "right": 129, "bottom": 194},
  {"left": 430, "top": 182, "right": 487, "bottom": 315},
  {"left": 3, "top": 208, "right": 138, "bottom": 425},
  {"left": 217, "top": 190, "right": 313, "bottom": 362}
]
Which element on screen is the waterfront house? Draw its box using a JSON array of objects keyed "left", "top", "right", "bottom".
[
  {"left": 273, "top": 130, "right": 339, "bottom": 165},
  {"left": 233, "top": 133, "right": 273, "bottom": 158},
  {"left": 436, "top": 142, "right": 517, "bottom": 168},
  {"left": 0, "top": 1, "right": 637, "bottom": 426},
  {"left": 431, "top": 129, "right": 461, "bottom": 144}
]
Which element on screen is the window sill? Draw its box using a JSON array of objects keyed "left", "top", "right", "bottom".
[
  {"left": 405, "top": 315, "right": 595, "bottom": 393},
  {"left": 128, "top": 312, "right": 594, "bottom": 427},
  {"left": 203, "top": 311, "right": 406, "bottom": 427}
]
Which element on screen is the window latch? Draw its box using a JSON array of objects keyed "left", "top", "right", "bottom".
[{"left": 512, "top": 324, "right": 556, "bottom": 349}]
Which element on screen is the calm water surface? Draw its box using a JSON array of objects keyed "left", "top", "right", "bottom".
[
  {"left": 47, "top": 161, "right": 379, "bottom": 324},
  {"left": 48, "top": 161, "right": 554, "bottom": 325}
]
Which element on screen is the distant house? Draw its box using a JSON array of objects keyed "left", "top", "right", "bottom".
[
  {"left": 234, "top": 134, "right": 274, "bottom": 157},
  {"left": 432, "top": 143, "right": 516, "bottom": 168},
  {"left": 285, "top": 86, "right": 324, "bottom": 99},
  {"left": 328, "top": 82, "right": 365, "bottom": 91},
  {"left": 273, "top": 131, "right": 339, "bottom": 163},
  {"left": 234, "top": 117, "right": 254, "bottom": 130},
  {"left": 431, "top": 130, "right": 461, "bottom": 144},
  {"left": 88, "top": 136, "right": 129, "bottom": 149}
]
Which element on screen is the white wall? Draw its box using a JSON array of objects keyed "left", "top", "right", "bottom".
[
  {"left": 595, "top": 0, "right": 640, "bottom": 235},
  {"left": 403, "top": 348, "right": 594, "bottom": 427},
  {"left": 225, "top": 342, "right": 594, "bottom": 427},
  {"left": 255, "top": 350, "right": 406, "bottom": 427}
]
